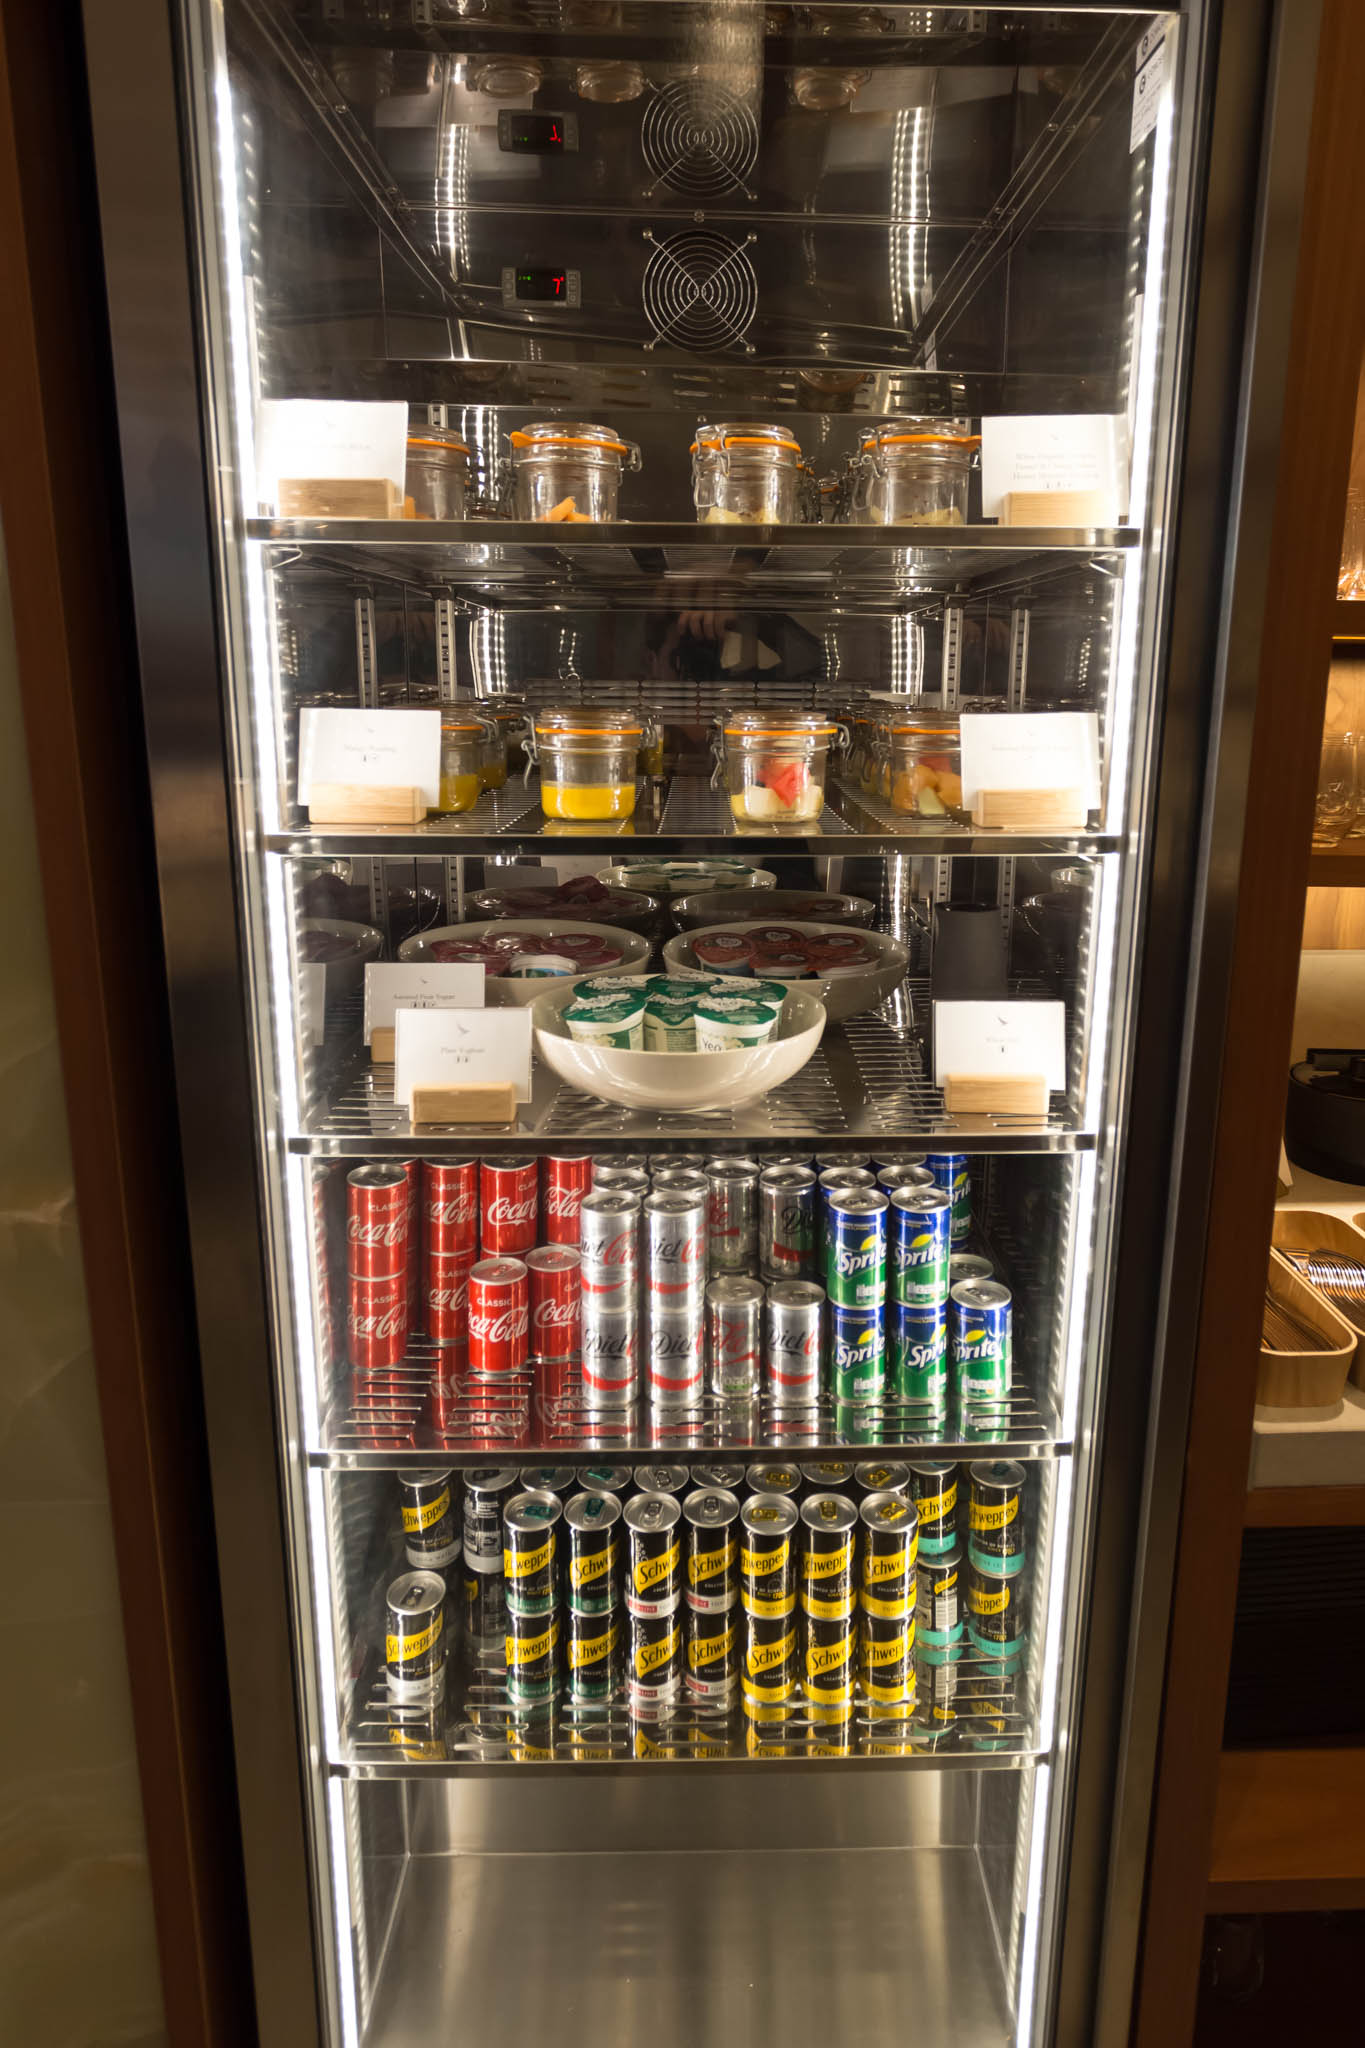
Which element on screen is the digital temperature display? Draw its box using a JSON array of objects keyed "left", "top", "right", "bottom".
[
  {"left": 515, "top": 268, "right": 568, "bottom": 302},
  {"left": 497, "top": 110, "right": 579, "bottom": 154}
]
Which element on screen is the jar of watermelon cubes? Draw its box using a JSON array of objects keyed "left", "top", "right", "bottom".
[
  {"left": 718, "top": 711, "right": 843, "bottom": 824},
  {"left": 889, "top": 719, "right": 965, "bottom": 819}
]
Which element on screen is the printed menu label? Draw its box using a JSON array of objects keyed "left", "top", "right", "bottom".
[
  {"left": 363, "top": 963, "right": 485, "bottom": 1045},
  {"left": 933, "top": 1002, "right": 1066, "bottom": 1090},
  {"left": 394, "top": 1006, "right": 533, "bottom": 1110},
  {"left": 297, "top": 707, "right": 441, "bottom": 808}
]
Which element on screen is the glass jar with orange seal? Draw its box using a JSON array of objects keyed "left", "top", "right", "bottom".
[
  {"left": 438, "top": 711, "right": 497, "bottom": 813},
  {"left": 506, "top": 422, "right": 641, "bottom": 522},
  {"left": 692, "top": 423, "right": 805, "bottom": 525},
  {"left": 889, "top": 718, "right": 965, "bottom": 818},
  {"left": 852, "top": 422, "right": 979, "bottom": 526},
  {"left": 476, "top": 700, "right": 529, "bottom": 789},
  {"left": 405, "top": 429, "right": 471, "bottom": 520},
  {"left": 716, "top": 710, "right": 844, "bottom": 824},
  {"left": 526, "top": 707, "right": 649, "bottom": 820}
]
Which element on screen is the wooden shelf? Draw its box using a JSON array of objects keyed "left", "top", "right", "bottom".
[
  {"left": 1208, "top": 1747, "right": 1365, "bottom": 1912},
  {"left": 1307, "top": 840, "right": 1365, "bottom": 885},
  {"left": 1245, "top": 1483, "right": 1365, "bottom": 1525},
  {"left": 1333, "top": 598, "right": 1365, "bottom": 640}
]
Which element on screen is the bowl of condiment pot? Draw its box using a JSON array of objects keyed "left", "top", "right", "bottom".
[
  {"left": 669, "top": 888, "right": 877, "bottom": 933},
  {"left": 531, "top": 985, "right": 826, "bottom": 1112},
  {"left": 661, "top": 921, "right": 908, "bottom": 1023},
  {"left": 398, "top": 919, "right": 653, "bottom": 1006}
]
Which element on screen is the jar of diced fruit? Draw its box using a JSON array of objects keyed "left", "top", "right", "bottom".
[
  {"left": 852, "top": 423, "right": 979, "bottom": 526},
  {"left": 692, "top": 424, "right": 806, "bottom": 525},
  {"left": 889, "top": 719, "right": 965, "bottom": 818},
  {"left": 507, "top": 422, "right": 641, "bottom": 522},
  {"left": 718, "top": 711, "right": 843, "bottom": 824}
]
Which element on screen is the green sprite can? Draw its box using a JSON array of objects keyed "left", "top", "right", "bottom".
[{"left": 824, "top": 1189, "right": 888, "bottom": 1309}]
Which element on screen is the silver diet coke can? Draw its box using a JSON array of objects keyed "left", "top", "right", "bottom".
[
  {"left": 581, "top": 1303, "right": 639, "bottom": 1410},
  {"left": 644, "top": 1189, "right": 708, "bottom": 1312},
  {"left": 579, "top": 1190, "right": 640, "bottom": 1314},
  {"left": 652, "top": 1167, "right": 710, "bottom": 1196},
  {"left": 765, "top": 1280, "right": 825, "bottom": 1407},
  {"left": 646, "top": 1300, "right": 706, "bottom": 1410},
  {"left": 593, "top": 1164, "right": 650, "bottom": 1196},
  {"left": 704, "top": 1157, "right": 760, "bottom": 1274},
  {"left": 759, "top": 1163, "right": 818, "bottom": 1283},
  {"left": 706, "top": 1276, "right": 764, "bottom": 1401}
]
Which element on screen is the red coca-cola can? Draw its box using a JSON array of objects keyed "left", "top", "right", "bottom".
[
  {"left": 542, "top": 1153, "right": 593, "bottom": 1246},
  {"left": 480, "top": 1157, "right": 539, "bottom": 1256},
  {"left": 396, "top": 1158, "right": 423, "bottom": 1334},
  {"left": 348, "top": 1269, "right": 408, "bottom": 1370},
  {"left": 467, "top": 1257, "right": 529, "bottom": 1377},
  {"left": 346, "top": 1165, "right": 410, "bottom": 1280},
  {"left": 427, "top": 1247, "right": 475, "bottom": 1348},
  {"left": 424, "top": 1156, "right": 479, "bottom": 1258},
  {"left": 525, "top": 1244, "right": 581, "bottom": 1362}
]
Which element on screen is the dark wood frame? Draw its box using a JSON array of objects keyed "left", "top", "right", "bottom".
[
  {"left": 1133, "top": 3, "right": 1365, "bottom": 2038},
  {"left": 0, "top": 4, "right": 255, "bottom": 2042}
]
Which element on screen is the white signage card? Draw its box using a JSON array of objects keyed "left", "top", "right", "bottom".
[
  {"left": 297, "top": 707, "right": 441, "bottom": 808},
  {"left": 979, "top": 414, "right": 1128, "bottom": 521},
  {"left": 958, "top": 712, "right": 1101, "bottom": 810},
  {"left": 1130, "top": 25, "right": 1168, "bottom": 152},
  {"left": 256, "top": 399, "right": 409, "bottom": 507},
  {"left": 394, "top": 1006, "right": 533, "bottom": 1110},
  {"left": 299, "top": 963, "right": 327, "bottom": 1047},
  {"left": 933, "top": 1001, "right": 1067, "bottom": 1091},
  {"left": 363, "top": 963, "right": 485, "bottom": 1045}
]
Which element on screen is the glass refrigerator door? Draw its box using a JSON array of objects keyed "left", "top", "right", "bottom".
[{"left": 137, "top": 3, "right": 1223, "bottom": 2043}]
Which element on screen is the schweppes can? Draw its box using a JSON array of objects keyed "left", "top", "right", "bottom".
[
  {"left": 799, "top": 1461, "right": 854, "bottom": 1496},
  {"left": 399, "top": 1469, "right": 459, "bottom": 1570},
  {"left": 686, "top": 1608, "right": 738, "bottom": 1703},
  {"left": 799, "top": 1493, "right": 857, "bottom": 1619},
  {"left": 908, "top": 1460, "right": 958, "bottom": 1556},
  {"left": 625, "top": 1491, "right": 682, "bottom": 1618},
  {"left": 917, "top": 1544, "right": 964, "bottom": 1647},
  {"left": 859, "top": 1490, "right": 918, "bottom": 1621},
  {"left": 968, "top": 1462, "right": 1027, "bottom": 1575},
  {"left": 745, "top": 1461, "right": 802, "bottom": 1500},
  {"left": 504, "top": 1610, "right": 560, "bottom": 1707},
  {"left": 917, "top": 1635, "right": 962, "bottom": 1740},
  {"left": 385, "top": 1570, "right": 447, "bottom": 1703},
  {"left": 740, "top": 1493, "right": 798, "bottom": 1618},
  {"left": 502, "top": 1489, "right": 562, "bottom": 1618},
  {"left": 802, "top": 1610, "right": 856, "bottom": 1707},
  {"left": 860, "top": 1609, "right": 917, "bottom": 1712},
  {"left": 684, "top": 1487, "right": 740, "bottom": 1615},
  {"left": 566, "top": 1609, "right": 621, "bottom": 1702},
  {"left": 627, "top": 1610, "right": 682, "bottom": 1715},
  {"left": 564, "top": 1490, "right": 621, "bottom": 1617},
  {"left": 853, "top": 1461, "right": 911, "bottom": 1499},
  {"left": 742, "top": 1613, "right": 798, "bottom": 1705},
  {"left": 966, "top": 1560, "right": 1028, "bottom": 1658}
]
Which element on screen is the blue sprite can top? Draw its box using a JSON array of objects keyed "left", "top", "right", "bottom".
[
  {"left": 877, "top": 1164, "right": 933, "bottom": 1194},
  {"left": 818, "top": 1167, "right": 874, "bottom": 1197},
  {"left": 950, "top": 1280, "right": 1011, "bottom": 1397},
  {"left": 925, "top": 1151, "right": 968, "bottom": 1184},
  {"left": 826, "top": 1189, "right": 889, "bottom": 1309}
]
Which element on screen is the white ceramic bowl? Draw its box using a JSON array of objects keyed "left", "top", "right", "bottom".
[
  {"left": 661, "top": 921, "right": 908, "bottom": 1023},
  {"left": 532, "top": 985, "right": 826, "bottom": 1111},
  {"left": 298, "top": 918, "right": 383, "bottom": 997},
  {"left": 598, "top": 863, "right": 777, "bottom": 897},
  {"left": 396, "top": 919, "right": 652, "bottom": 1006}
]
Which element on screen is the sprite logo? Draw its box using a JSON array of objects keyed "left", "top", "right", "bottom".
[
  {"left": 899, "top": 1340, "right": 945, "bottom": 1370},
  {"left": 903, "top": 1228, "right": 939, "bottom": 1264},
  {"left": 955, "top": 1325, "right": 999, "bottom": 1361},
  {"left": 834, "top": 1329, "right": 878, "bottom": 1368},
  {"left": 834, "top": 1234, "right": 882, "bottom": 1278}
]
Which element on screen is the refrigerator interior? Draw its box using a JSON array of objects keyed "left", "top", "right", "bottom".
[{"left": 168, "top": 3, "right": 1194, "bottom": 2045}]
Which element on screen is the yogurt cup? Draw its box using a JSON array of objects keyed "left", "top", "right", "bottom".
[
  {"left": 505, "top": 953, "right": 577, "bottom": 978},
  {"left": 695, "top": 999, "right": 779, "bottom": 1052},
  {"left": 643, "top": 999, "right": 699, "bottom": 1052},
  {"left": 565, "top": 995, "right": 646, "bottom": 1049}
]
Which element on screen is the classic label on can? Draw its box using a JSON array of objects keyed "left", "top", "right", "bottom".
[
  {"left": 863, "top": 1627, "right": 911, "bottom": 1667},
  {"left": 741, "top": 1538, "right": 790, "bottom": 1575},
  {"left": 402, "top": 1489, "right": 451, "bottom": 1532},
  {"left": 969, "top": 1584, "right": 1011, "bottom": 1616},
  {"left": 865, "top": 1541, "right": 914, "bottom": 1582},
  {"left": 504, "top": 1535, "right": 554, "bottom": 1579},
  {"left": 744, "top": 1588, "right": 796, "bottom": 1619},
  {"left": 634, "top": 1539, "right": 680, "bottom": 1594},
  {"left": 386, "top": 1612, "right": 442, "bottom": 1664},
  {"left": 806, "top": 1634, "right": 853, "bottom": 1678},
  {"left": 917, "top": 1486, "right": 955, "bottom": 1526},
  {"left": 634, "top": 1623, "right": 681, "bottom": 1678},
  {"left": 505, "top": 1620, "right": 558, "bottom": 1664}
]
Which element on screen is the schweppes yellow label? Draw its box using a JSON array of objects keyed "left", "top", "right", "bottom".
[
  {"left": 570, "top": 1539, "right": 617, "bottom": 1589},
  {"left": 917, "top": 1485, "right": 955, "bottom": 1522},
  {"left": 743, "top": 1673, "right": 796, "bottom": 1704},
  {"left": 689, "top": 1536, "right": 737, "bottom": 1584},
  {"left": 505, "top": 1535, "right": 554, "bottom": 1579},
  {"left": 508, "top": 1734, "right": 553, "bottom": 1762},
  {"left": 386, "top": 1611, "right": 442, "bottom": 1663},
  {"left": 861, "top": 1587, "right": 912, "bottom": 1620},
  {"left": 746, "top": 1628, "right": 795, "bottom": 1678},
  {"left": 742, "top": 1589, "right": 795, "bottom": 1619},
  {"left": 634, "top": 1624, "right": 680, "bottom": 1677},
  {"left": 803, "top": 1588, "right": 854, "bottom": 1620},
  {"left": 969, "top": 1584, "right": 1010, "bottom": 1616},
  {"left": 866, "top": 1676, "right": 916, "bottom": 1706},
  {"left": 969, "top": 1499, "right": 1017, "bottom": 1531},
  {"left": 804, "top": 1540, "right": 853, "bottom": 1578},
  {"left": 633, "top": 1538, "right": 680, "bottom": 1595},
  {"left": 568, "top": 1618, "right": 620, "bottom": 1666},
  {"left": 505, "top": 1621, "right": 556, "bottom": 1664},
  {"left": 805, "top": 1633, "right": 853, "bottom": 1678},
  {"left": 863, "top": 1629, "right": 912, "bottom": 1667},
  {"left": 928, "top": 1566, "right": 958, "bottom": 1596},
  {"left": 741, "top": 1539, "right": 789, "bottom": 1575},
  {"left": 387, "top": 1728, "right": 443, "bottom": 1758},
  {"left": 402, "top": 1488, "right": 451, "bottom": 1533},
  {"left": 688, "top": 1622, "right": 737, "bottom": 1670},
  {"left": 634, "top": 1730, "right": 674, "bottom": 1760},
  {"left": 865, "top": 1538, "right": 917, "bottom": 1580}
]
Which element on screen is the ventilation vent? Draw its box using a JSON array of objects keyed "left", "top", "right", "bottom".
[
  {"left": 641, "top": 78, "right": 759, "bottom": 200},
  {"left": 642, "top": 228, "right": 758, "bottom": 355}
]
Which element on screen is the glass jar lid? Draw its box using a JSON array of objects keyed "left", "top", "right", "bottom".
[
  {"left": 510, "top": 422, "right": 633, "bottom": 458},
  {"left": 858, "top": 420, "right": 980, "bottom": 455},
  {"left": 407, "top": 430, "right": 470, "bottom": 457},
  {"left": 693, "top": 422, "right": 803, "bottom": 465},
  {"left": 535, "top": 706, "right": 643, "bottom": 739},
  {"left": 723, "top": 710, "right": 837, "bottom": 738},
  {"left": 890, "top": 720, "right": 960, "bottom": 737},
  {"left": 440, "top": 710, "right": 495, "bottom": 732}
]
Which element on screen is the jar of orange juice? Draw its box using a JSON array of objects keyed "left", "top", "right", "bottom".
[
  {"left": 438, "top": 712, "right": 496, "bottom": 813},
  {"left": 889, "top": 718, "right": 965, "bottom": 818},
  {"left": 528, "top": 707, "right": 644, "bottom": 821}
]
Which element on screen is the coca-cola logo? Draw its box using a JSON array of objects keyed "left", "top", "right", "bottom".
[
  {"left": 715, "top": 1326, "right": 759, "bottom": 1363},
  {"left": 533, "top": 1298, "right": 578, "bottom": 1329},
  {"left": 427, "top": 1196, "right": 476, "bottom": 1226},
  {"left": 427, "top": 1286, "right": 467, "bottom": 1313},
  {"left": 469, "top": 1308, "right": 528, "bottom": 1343},
  {"left": 544, "top": 1188, "right": 582, "bottom": 1217},
  {"left": 347, "top": 1216, "right": 407, "bottom": 1247},
  {"left": 349, "top": 1307, "right": 406, "bottom": 1339},
  {"left": 486, "top": 1196, "right": 537, "bottom": 1225}
]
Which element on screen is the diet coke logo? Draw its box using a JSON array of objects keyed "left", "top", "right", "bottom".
[
  {"left": 772, "top": 1328, "right": 819, "bottom": 1358},
  {"left": 347, "top": 1216, "right": 407, "bottom": 1248},
  {"left": 486, "top": 1195, "right": 537, "bottom": 1226},
  {"left": 584, "top": 1228, "right": 637, "bottom": 1265},
  {"left": 652, "top": 1232, "right": 702, "bottom": 1267},
  {"left": 585, "top": 1328, "right": 635, "bottom": 1361},
  {"left": 650, "top": 1327, "right": 700, "bottom": 1361},
  {"left": 470, "top": 1308, "right": 528, "bottom": 1344},
  {"left": 349, "top": 1306, "right": 405, "bottom": 1339},
  {"left": 533, "top": 1297, "right": 577, "bottom": 1330}
]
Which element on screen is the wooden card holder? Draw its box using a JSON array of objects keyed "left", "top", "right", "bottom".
[
  {"left": 1272, "top": 1207, "right": 1365, "bottom": 1388},
  {"left": 369, "top": 1027, "right": 396, "bottom": 1065},
  {"left": 942, "top": 1073, "right": 1048, "bottom": 1117},
  {"left": 999, "top": 488, "right": 1115, "bottom": 528},
  {"left": 277, "top": 477, "right": 404, "bottom": 520},
  {"left": 1257, "top": 1248, "right": 1356, "bottom": 1409},
  {"left": 306, "top": 783, "right": 427, "bottom": 826},
  {"left": 410, "top": 1082, "right": 518, "bottom": 1126},
  {"left": 971, "top": 788, "right": 1089, "bottom": 831}
]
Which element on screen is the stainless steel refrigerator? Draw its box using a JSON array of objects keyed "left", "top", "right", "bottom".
[{"left": 78, "top": 2, "right": 1319, "bottom": 2043}]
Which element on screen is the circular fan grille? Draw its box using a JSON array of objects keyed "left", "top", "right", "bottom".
[
  {"left": 642, "top": 228, "right": 758, "bottom": 354},
  {"left": 641, "top": 78, "right": 759, "bottom": 199}
]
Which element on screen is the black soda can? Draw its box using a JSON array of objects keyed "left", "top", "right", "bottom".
[
  {"left": 462, "top": 1467, "right": 519, "bottom": 1576},
  {"left": 399, "top": 1469, "right": 460, "bottom": 1571},
  {"left": 578, "top": 1463, "right": 633, "bottom": 1498},
  {"left": 505, "top": 1609, "right": 559, "bottom": 1706},
  {"left": 462, "top": 1565, "right": 507, "bottom": 1641},
  {"left": 745, "top": 1461, "right": 802, "bottom": 1500},
  {"left": 802, "top": 1608, "right": 857, "bottom": 1708},
  {"left": 564, "top": 1491, "right": 621, "bottom": 1617},
  {"left": 968, "top": 1461, "right": 1027, "bottom": 1576},
  {"left": 519, "top": 1464, "right": 577, "bottom": 1499},
  {"left": 742, "top": 1609, "right": 799, "bottom": 1706},
  {"left": 799, "top": 1494, "right": 857, "bottom": 1619},
  {"left": 853, "top": 1460, "right": 911, "bottom": 1499},
  {"left": 628, "top": 1609, "right": 683, "bottom": 1713},
  {"left": 966, "top": 1561, "right": 1028, "bottom": 1658},
  {"left": 625, "top": 1491, "right": 682, "bottom": 1618},
  {"left": 686, "top": 1607, "right": 739, "bottom": 1703},
  {"left": 800, "top": 1460, "right": 854, "bottom": 1495},
  {"left": 385, "top": 1570, "right": 447, "bottom": 1702},
  {"left": 740, "top": 1493, "right": 799, "bottom": 1618},
  {"left": 917, "top": 1543, "right": 964, "bottom": 1647},
  {"left": 566, "top": 1608, "right": 621, "bottom": 1702},
  {"left": 917, "top": 1646, "right": 961, "bottom": 1735},
  {"left": 632, "top": 1463, "right": 689, "bottom": 1499},
  {"left": 684, "top": 1486, "right": 740, "bottom": 1614},
  {"left": 909, "top": 1460, "right": 958, "bottom": 1556},
  {"left": 502, "top": 1489, "right": 562, "bottom": 1618},
  {"left": 860, "top": 1609, "right": 917, "bottom": 1714},
  {"left": 859, "top": 1491, "right": 919, "bottom": 1620}
]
